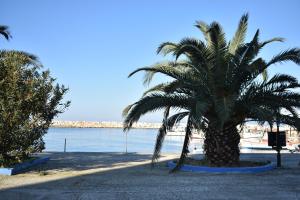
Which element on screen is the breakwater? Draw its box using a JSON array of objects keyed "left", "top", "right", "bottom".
[{"left": 51, "top": 120, "right": 162, "bottom": 129}]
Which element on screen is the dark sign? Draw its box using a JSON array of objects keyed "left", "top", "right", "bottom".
[{"left": 268, "top": 131, "right": 286, "bottom": 147}]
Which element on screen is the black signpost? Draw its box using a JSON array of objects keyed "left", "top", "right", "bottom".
[{"left": 268, "top": 130, "right": 286, "bottom": 167}]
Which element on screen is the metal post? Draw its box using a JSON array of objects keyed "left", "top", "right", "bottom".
[
  {"left": 276, "top": 148, "right": 281, "bottom": 167},
  {"left": 276, "top": 121, "right": 281, "bottom": 167},
  {"left": 125, "top": 132, "right": 128, "bottom": 154},
  {"left": 64, "top": 138, "right": 66, "bottom": 153}
]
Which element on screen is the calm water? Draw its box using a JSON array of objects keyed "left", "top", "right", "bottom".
[{"left": 44, "top": 128, "right": 188, "bottom": 153}]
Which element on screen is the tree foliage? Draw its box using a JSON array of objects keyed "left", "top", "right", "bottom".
[
  {"left": 0, "top": 26, "right": 70, "bottom": 166},
  {"left": 123, "top": 14, "right": 300, "bottom": 171}
]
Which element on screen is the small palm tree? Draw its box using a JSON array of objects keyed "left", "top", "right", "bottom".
[{"left": 123, "top": 14, "right": 300, "bottom": 171}]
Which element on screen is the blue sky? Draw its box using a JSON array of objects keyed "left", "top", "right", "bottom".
[{"left": 1, "top": 0, "right": 300, "bottom": 122}]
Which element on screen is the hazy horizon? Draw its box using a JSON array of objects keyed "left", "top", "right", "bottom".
[{"left": 1, "top": 0, "right": 300, "bottom": 122}]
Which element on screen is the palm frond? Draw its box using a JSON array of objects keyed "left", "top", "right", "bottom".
[
  {"left": 123, "top": 94, "right": 193, "bottom": 131},
  {"left": 266, "top": 48, "right": 300, "bottom": 67},
  {"left": 252, "top": 91, "right": 300, "bottom": 110},
  {"left": 260, "top": 37, "right": 284, "bottom": 47},
  {"left": 208, "top": 22, "right": 227, "bottom": 55},
  {"left": 229, "top": 13, "right": 248, "bottom": 54},
  {"left": 122, "top": 104, "right": 135, "bottom": 117},
  {"left": 157, "top": 42, "right": 178, "bottom": 56},
  {"left": 166, "top": 111, "right": 190, "bottom": 130},
  {"left": 284, "top": 106, "right": 299, "bottom": 119},
  {"left": 142, "top": 81, "right": 186, "bottom": 97},
  {"left": 128, "top": 61, "right": 199, "bottom": 86},
  {"left": 142, "top": 83, "right": 167, "bottom": 97},
  {"left": 195, "top": 100, "right": 209, "bottom": 116},
  {"left": 247, "top": 106, "right": 275, "bottom": 124},
  {"left": 195, "top": 21, "right": 211, "bottom": 45},
  {"left": 174, "top": 37, "right": 206, "bottom": 59},
  {"left": 171, "top": 115, "right": 193, "bottom": 172},
  {"left": 270, "top": 82, "right": 300, "bottom": 92},
  {"left": 151, "top": 107, "right": 170, "bottom": 166},
  {"left": 237, "top": 29, "right": 260, "bottom": 66},
  {"left": 266, "top": 74, "right": 298, "bottom": 86},
  {"left": 0, "top": 25, "right": 12, "bottom": 40},
  {"left": 236, "top": 58, "right": 267, "bottom": 91},
  {"left": 172, "top": 38, "right": 210, "bottom": 72},
  {"left": 277, "top": 115, "right": 300, "bottom": 130}
]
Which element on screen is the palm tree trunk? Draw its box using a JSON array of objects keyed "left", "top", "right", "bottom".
[{"left": 203, "top": 124, "right": 240, "bottom": 166}]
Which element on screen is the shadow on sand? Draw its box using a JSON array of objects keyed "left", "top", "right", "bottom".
[{"left": 0, "top": 152, "right": 299, "bottom": 200}]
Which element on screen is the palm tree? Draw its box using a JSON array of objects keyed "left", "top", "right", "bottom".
[
  {"left": 0, "top": 25, "right": 11, "bottom": 41},
  {"left": 123, "top": 14, "right": 300, "bottom": 171}
]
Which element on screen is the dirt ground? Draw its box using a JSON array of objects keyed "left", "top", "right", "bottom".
[{"left": 0, "top": 152, "right": 299, "bottom": 200}]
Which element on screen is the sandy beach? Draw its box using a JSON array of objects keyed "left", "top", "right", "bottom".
[{"left": 0, "top": 152, "right": 299, "bottom": 200}]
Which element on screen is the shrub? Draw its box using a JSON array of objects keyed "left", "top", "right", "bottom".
[{"left": 0, "top": 49, "right": 70, "bottom": 167}]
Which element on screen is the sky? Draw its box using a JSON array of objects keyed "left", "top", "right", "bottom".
[{"left": 1, "top": 0, "right": 300, "bottom": 122}]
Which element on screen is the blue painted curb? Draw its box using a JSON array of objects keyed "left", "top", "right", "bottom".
[
  {"left": 0, "top": 157, "right": 50, "bottom": 175},
  {"left": 167, "top": 160, "right": 276, "bottom": 173}
]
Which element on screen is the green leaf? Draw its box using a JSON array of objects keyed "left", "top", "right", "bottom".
[{"left": 229, "top": 13, "right": 248, "bottom": 55}]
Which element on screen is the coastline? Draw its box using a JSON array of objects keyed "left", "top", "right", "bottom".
[{"left": 51, "top": 120, "right": 162, "bottom": 129}]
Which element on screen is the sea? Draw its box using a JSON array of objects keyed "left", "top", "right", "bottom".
[{"left": 43, "top": 128, "right": 190, "bottom": 153}]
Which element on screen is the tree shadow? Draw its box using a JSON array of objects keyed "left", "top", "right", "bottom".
[
  {"left": 0, "top": 152, "right": 176, "bottom": 199},
  {"left": 0, "top": 152, "right": 299, "bottom": 200},
  {"left": 27, "top": 152, "right": 154, "bottom": 172}
]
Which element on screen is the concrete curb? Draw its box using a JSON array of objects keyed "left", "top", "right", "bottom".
[
  {"left": 0, "top": 157, "right": 50, "bottom": 175},
  {"left": 167, "top": 160, "right": 276, "bottom": 173}
]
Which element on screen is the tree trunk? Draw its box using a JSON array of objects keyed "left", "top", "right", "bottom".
[
  {"left": 0, "top": 152, "right": 13, "bottom": 166},
  {"left": 203, "top": 124, "right": 240, "bottom": 166}
]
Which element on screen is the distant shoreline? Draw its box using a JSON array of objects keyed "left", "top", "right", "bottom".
[
  {"left": 50, "top": 120, "right": 162, "bottom": 129},
  {"left": 50, "top": 126, "right": 159, "bottom": 129}
]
